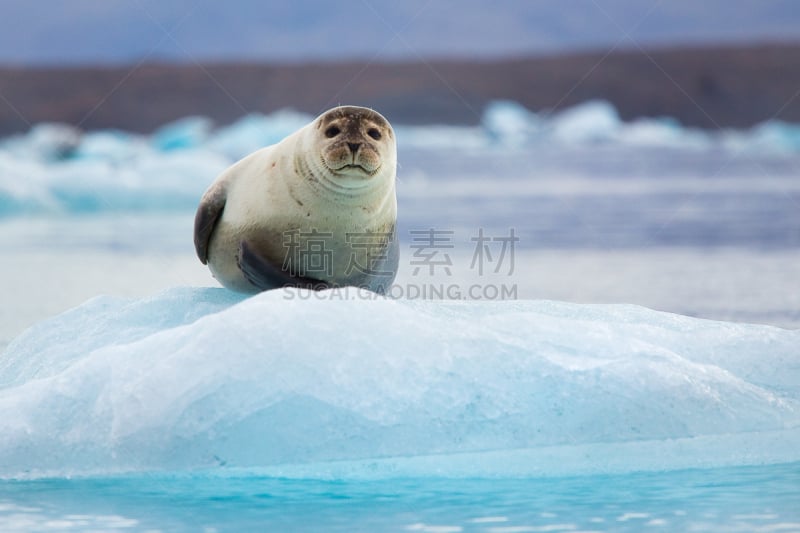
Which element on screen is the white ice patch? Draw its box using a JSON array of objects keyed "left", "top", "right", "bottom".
[{"left": 0, "top": 288, "right": 798, "bottom": 479}]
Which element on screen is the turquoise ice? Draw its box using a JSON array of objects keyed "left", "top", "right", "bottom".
[{"left": 1, "top": 288, "right": 798, "bottom": 479}]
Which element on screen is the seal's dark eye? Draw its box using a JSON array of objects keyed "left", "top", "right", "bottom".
[
  {"left": 367, "top": 128, "right": 382, "bottom": 140},
  {"left": 325, "top": 126, "right": 341, "bottom": 138}
]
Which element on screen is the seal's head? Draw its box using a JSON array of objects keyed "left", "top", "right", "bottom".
[{"left": 313, "top": 106, "right": 396, "bottom": 189}]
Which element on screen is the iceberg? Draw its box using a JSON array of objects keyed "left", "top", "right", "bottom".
[
  {"left": 1, "top": 99, "right": 799, "bottom": 218},
  {"left": 0, "top": 148, "right": 229, "bottom": 215},
  {"left": 207, "top": 110, "right": 313, "bottom": 160},
  {"left": 71, "top": 130, "right": 151, "bottom": 162},
  {"left": 482, "top": 100, "right": 542, "bottom": 147},
  {"left": 0, "top": 123, "right": 81, "bottom": 162},
  {"left": 616, "top": 116, "right": 712, "bottom": 149},
  {"left": 549, "top": 100, "right": 622, "bottom": 143},
  {"left": 151, "top": 116, "right": 213, "bottom": 152},
  {"left": 742, "top": 120, "right": 800, "bottom": 153},
  {"left": 0, "top": 153, "right": 57, "bottom": 214},
  {"left": 0, "top": 288, "right": 798, "bottom": 480}
]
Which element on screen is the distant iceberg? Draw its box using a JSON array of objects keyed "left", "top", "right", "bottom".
[
  {"left": 1, "top": 288, "right": 798, "bottom": 479},
  {"left": 0, "top": 148, "right": 229, "bottom": 214},
  {"left": 206, "top": 109, "right": 313, "bottom": 160},
  {"left": 482, "top": 100, "right": 543, "bottom": 146},
  {"left": 0, "top": 100, "right": 798, "bottom": 217},
  {"left": 550, "top": 100, "right": 622, "bottom": 143},
  {"left": 0, "top": 123, "right": 80, "bottom": 162},
  {"left": 71, "top": 129, "right": 150, "bottom": 162},
  {"left": 616, "top": 116, "right": 709, "bottom": 149},
  {"left": 722, "top": 119, "right": 800, "bottom": 154},
  {"left": 151, "top": 116, "right": 214, "bottom": 152},
  {"left": 486, "top": 99, "right": 712, "bottom": 149}
]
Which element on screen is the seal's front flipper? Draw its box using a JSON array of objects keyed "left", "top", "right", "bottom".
[
  {"left": 237, "top": 240, "right": 330, "bottom": 292},
  {"left": 194, "top": 181, "right": 227, "bottom": 265}
]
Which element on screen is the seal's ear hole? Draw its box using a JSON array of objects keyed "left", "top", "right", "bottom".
[
  {"left": 367, "top": 128, "right": 382, "bottom": 140},
  {"left": 325, "top": 126, "right": 341, "bottom": 138}
]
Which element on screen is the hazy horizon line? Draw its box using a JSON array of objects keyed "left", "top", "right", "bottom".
[{"left": 1, "top": 38, "right": 798, "bottom": 69}]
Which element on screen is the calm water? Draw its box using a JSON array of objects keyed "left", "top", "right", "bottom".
[{"left": 1, "top": 463, "right": 799, "bottom": 532}]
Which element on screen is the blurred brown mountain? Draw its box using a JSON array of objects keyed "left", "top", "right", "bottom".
[{"left": 1, "top": 43, "right": 799, "bottom": 135}]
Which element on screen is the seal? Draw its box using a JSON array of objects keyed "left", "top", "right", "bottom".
[{"left": 194, "top": 105, "right": 398, "bottom": 294}]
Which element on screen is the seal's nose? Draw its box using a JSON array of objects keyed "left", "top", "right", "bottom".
[{"left": 347, "top": 142, "right": 361, "bottom": 154}]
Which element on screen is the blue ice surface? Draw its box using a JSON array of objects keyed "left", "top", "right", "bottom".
[
  {"left": 1, "top": 287, "right": 798, "bottom": 480},
  {"left": 0, "top": 288, "right": 799, "bottom": 531}
]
